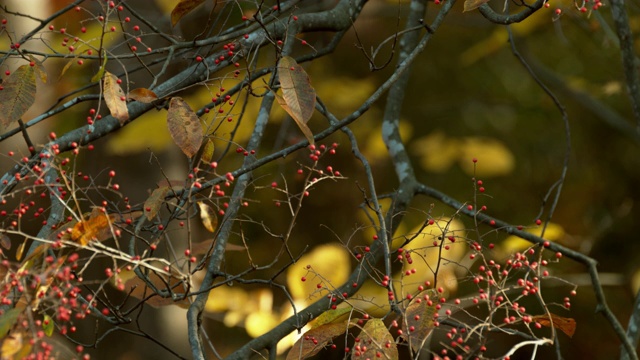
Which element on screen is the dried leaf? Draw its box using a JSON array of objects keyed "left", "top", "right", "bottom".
[
  {"left": 197, "top": 202, "right": 218, "bottom": 233},
  {"left": 144, "top": 187, "right": 171, "bottom": 220},
  {"left": 463, "top": 0, "right": 490, "bottom": 11},
  {"left": 531, "top": 314, "right": 576, "bottom": 338},
  {"left": 103, "top": 71, "right": 129, "bottom": 124},
  {"left": 402, "top": 289, "right": 437, "bottom": 353},
  {"left": 0, "top": 65, "right": 36, "bottom": 131},
  {"left": 201, "top": 138, "right": 215, "bottom": 164},
  {"left": 28, "top": 56, "right": 47, "bottom": 83},
  {"left": 70, "top": 209, "right": 140, "bottom": 246},
  {"left": 167, "top": 97, "right": 203, "bottom": 158},
  {"left": 0, "top": 233, "right": 10, "bottom": 250},
  {"left": 355, "top": 318, "right": 398, "bottom": 360},
  {"left": 287, "top": 320, "right": 354, "bottom": 360},
  {"left": 277, "top": 56, "right": 316, "bottom": 144},
  {"left": 127, "top": 88, "right": 158, "bottom": 103},
  {"left": 171, "top": 0, "right": 206, "bottom": 26},
  {"left": 114, "top": 263, "right": 189, "bottom": 308}
]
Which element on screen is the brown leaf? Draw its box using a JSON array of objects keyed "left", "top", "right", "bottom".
[
  {"left": 402, "top": 289, "right": 437, "bottom": 353},
  {"left": 167, "top": 97, "right": 203, "bottom": 158},
  {"left": 127, "top": 88, "right": 158, "bottom": 103},
  {"left": 355, "top": 318, "right": 398, "bottom": 360},
  {"left": 103, "top": 71, "right": 129, "bottom": 124},
  {"left": 197, "top": 201, "right": 218, "bottom": 232},
  {"left": 0, "top": 233, "right": 10, "bottom": 250},
  {"left": 171, "top": 0, "right": 206, "bottom": 27},
  {"left": 71, "top": 209, "right": 140, "bottom": 246},
  {"left": 144, "top": 187, "right": 171, "bottom": 220},
  {"left": 201, "top": 138, "right": 215, "bottom": 164},
  {"left": 287, "top": 320, "right": 355, "bottom": 360},
  {"left": 531, "top": 313, "right": 576, "bottom": 338},
  {"left": 277, "top": 56, "right": 316, "bottom": 144},
  {"left": 463, "top": 0, "right": 490, "bottom": 12},
  {"left": 115, "top": 263, "right": 189, "bottom": 308},
  {"left": 0, "top": 64, "right": 36, "bottom": 131}
]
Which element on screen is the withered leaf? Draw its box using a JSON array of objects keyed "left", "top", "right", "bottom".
[
  {"left": 167, "top": 97, "right": 204, "bottom": 158},
  {"left": 276, "top": 56, "right": 316, "bottom": 144},
  {"left": 103, "top": 71, "right": 129, "bottom": 124},
  {"left": 531, "top": 313, "right": 576, "bottom": 338},
  {"left": 127, "top": 88, "right": 158, "bottom": 103},
  {"left": 0, "top": 65, "right": 36, "bottom": 131}
]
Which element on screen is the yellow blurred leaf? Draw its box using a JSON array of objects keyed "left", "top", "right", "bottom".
[
  {"left": 245, "top": 311, "right": 279, "bottom": 338},
  {"left": 500, "top": 222, "right": 565, "bottom": 256},
  {"left": 171, "top": 0, "right": 206, "bottom": 26},
  {"left": 1, "top": 332, "right": 27, "bottom": 358},
  {"left": 0, "top": 65, "right": 36, "bottom": 132},
  {"left": 287, "top": 320, "right": 355, "bottom": 360},
  {"left": 197, "top": 201, "right": 218, "bottom": 232},
  {"left": 144, "top": 187, "right": 170, "bottom": 220},
  {"left": 287, "top": 244, "right": 350, "bottom": 303},
  {"left": 103, "top": 71, "right": 129, "bottom": 124},
  {"left": 458, "top": 137, "right": 515, "bottom": 177},
  {"left": 364, "top": 120, "right": 413, "bottom": 162},
  {"left": 0, "top": 308, "right": 21, "bottom": 341},
  {"left": 167, "top": 97, "right": 203, "bottom": 158},
  {"left": 355, "top": 318, "right": 398, "bottom": 360},
  {"left": 412, "top": 131, "right": 461, "bottom": 173},
  {"left": 276, "top": 56, "right": 316, "bottom": 144},
  {"left": 127, "top": 88, "right": 158, "bottom": 103}
]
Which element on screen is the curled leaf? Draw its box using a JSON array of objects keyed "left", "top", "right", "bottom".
[
  {"left": 167, "top": 97, "right": 204, "bottom": 158},
  {"left": 127, "top": 88, "right": 158, "bottom": 103},
  {"left": 197, "top": 202, "right": 218, "bottom": 232},
  {"left": 103, "top": 71, "right": 129, "bottom": 124},
  {"left": 171, "top": 0, "right": 206, "bottom": 26},
  {"left": 0, "top": 65, "right": 36, "bottom": 131},
  {"left": 277, "top": 56, "right": 316, "bottom": 144}
]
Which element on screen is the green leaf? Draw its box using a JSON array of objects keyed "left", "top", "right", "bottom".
[
  {"left": 0, "top": 65, "right": 36, "bottom": 131},
  {"left": 0, "top": 308, "right": 22, "bottom": 341},
  {"left": 91, "top": 53, "right": 108, "bottom": 83},
  {"left": 42, "top": 315, "right": 54, "bottom": 337}
]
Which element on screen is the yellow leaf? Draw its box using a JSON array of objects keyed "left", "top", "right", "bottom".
[
  {"left": 412, "top": 131, "right": 461, "bottom": 173},
  {"left": 103, "top": 71, "right": 129, "bottom": 124},
  {"left": 201, "top": 138, "right": 215, "bottom": 164},
  {"left": 197, "top": 201, "right": 218, "bottom": 232},
  {"left": 458, "top": 137, "right": 515, "bottom": 177},
  {"left": 127, "top": 88, "right": 158, "bottom": 103},
  {"left": 286, "top": 244, "right": 350, "bottom": 303},
  {"left": 0, "top": 65, "right": 36, "bottom": 131},
  {"left": 277, "top": 56, "right": 316, "bottom": 144},
  {"left": 167, "top": 97, "right": 204, "bottom": 158},
  {"left": 171, "top": 0, "right": 206, "bottom": 26},
  {"left": 245, "top": 311, "right": 279, "bottom": 338}
]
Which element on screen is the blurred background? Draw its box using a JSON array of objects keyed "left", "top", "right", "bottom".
[{"left": 1, "top": 0, "right": 639, "bottom": 358}]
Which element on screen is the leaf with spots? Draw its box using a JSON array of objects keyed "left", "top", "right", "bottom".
[
  {"left": 167, "top": 97, "right": 204, "bottom": 158},
  {"left": 286, "top": 320, "right": 354, "bottom": 360},
  {"left": 354, "top": 318, "right": 398, "bottom": 360},
  {"left": 171, "top": 0, "right": 206, "bottom": 26},
  {"left": 103, "top": 71, "right": 129, "bottom": 124},
  {"left": 401, "top": 289, "right": 437, "bottom": 354},
  {"left": 276, "top": 56, "right": 316, "bottom": 144},
  {"left": 0, "top": 64, "right": 36, "bottom": 131}
]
